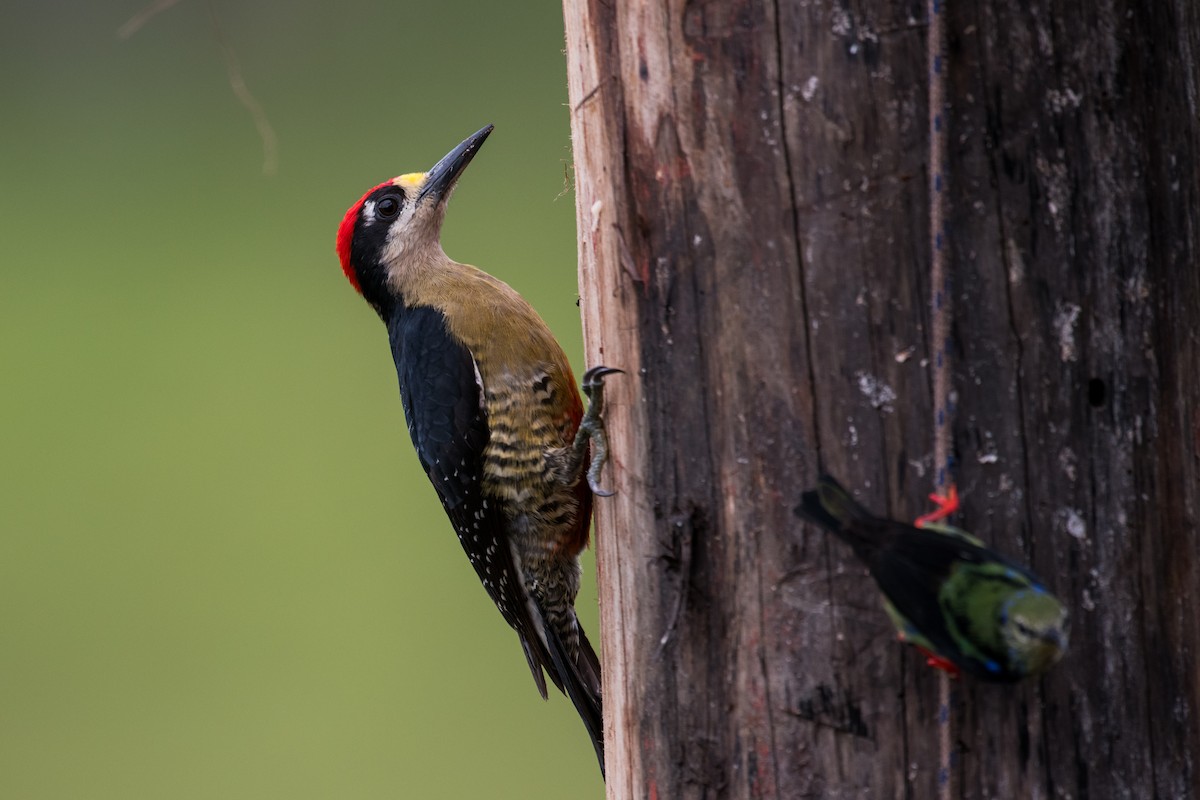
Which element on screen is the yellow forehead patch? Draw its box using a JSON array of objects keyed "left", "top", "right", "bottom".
[{"left": 394, "top": 173, "right": 427, "bottom": 189}]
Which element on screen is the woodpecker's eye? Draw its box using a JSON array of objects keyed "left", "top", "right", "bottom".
[{"left": 377, "top": 195, "right": 402, "bottom": 219}]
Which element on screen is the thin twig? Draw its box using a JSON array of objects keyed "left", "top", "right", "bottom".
[
  {"left": 118, "top": 0, "right": 279, "bottom": 176},
  {"left": 206, "top": 2, "right": 278, "bottom": 175},
  {"left": 117, "top": 0, "right": 181, "bottom": 39}
]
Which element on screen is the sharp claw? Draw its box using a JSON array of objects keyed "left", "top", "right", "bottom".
[
  {"left": 582, "top": 365, "right": 623, "bottom": 393},
  {"left": 575, "top": 366, "right": 621, "bottom": 498}
]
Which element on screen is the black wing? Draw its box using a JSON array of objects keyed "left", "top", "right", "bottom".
[
  {"left": 531, "top": 595, "right": 606, "bottom": 775},
  {"left": 388, "top": 304, "right": 560, "bottom": 698},
  {"left": 867, "top": 527, "right": 980, "bottom": 659}
]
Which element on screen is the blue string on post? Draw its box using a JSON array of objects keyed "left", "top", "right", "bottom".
[{"left": 927, "top": 0, "right": 955, "bottom": 797}]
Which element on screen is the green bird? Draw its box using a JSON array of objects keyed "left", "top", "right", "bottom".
[{"left": 795, "top": 474, "right": 1068, "bottom": 682}]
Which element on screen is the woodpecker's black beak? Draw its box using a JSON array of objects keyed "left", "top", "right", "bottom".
[{"left": 417, "top": 124, "right": 494, "bottom": 205}]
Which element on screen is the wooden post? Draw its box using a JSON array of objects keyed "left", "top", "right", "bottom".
[{"left": 563, "top": 0, "right": 1200, "bottom": 797}]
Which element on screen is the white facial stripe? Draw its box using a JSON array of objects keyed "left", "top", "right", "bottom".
[
  {"left": 361, "top": 200, "right": 376, "bottom": 226},
  {"left": 379, "top": 199, "right": 442, "bottom": 267}
]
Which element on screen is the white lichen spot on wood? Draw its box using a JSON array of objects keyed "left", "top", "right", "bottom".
[
  {"left": 1059, "top": 446, "right": 1078, "bottom": 481},
  {"left": 831, "top": 7, "right": 852, "bottom": 37},
  {"left": 1046, "top": 87, "right": 1084, "bottom": 113},
  {"left": 1035, "top": 154, "right": 1070, "bottom": 232},
  {"left": 855, "top": 372, "right": 896, "bottom": 412},
  {"left": 1060, "top": 507, "right": 1087, "bottom": 539},
  {"left": 1081, "top": 587, "right": 1096, "bottom": 611},
  {"left": 802, "top": 76, "right": 819, "bottom": 102},
  {"left": 976, "top": 430, "right": 1000, "bottom": 464},
  {"left": 1054, "top": 302, "right": 1082, "bottom": 362}
]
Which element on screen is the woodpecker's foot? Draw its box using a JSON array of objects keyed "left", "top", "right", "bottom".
[
  {"left": 574, "top": 366, "right": 623, "bottom": 497},
  {"left": 914, "top": 484, "right": 959, "bottom": 528}
]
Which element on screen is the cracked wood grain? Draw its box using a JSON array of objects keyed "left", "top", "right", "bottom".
[{"left": 563, "top": 0, "right": 1199, "bottom": 797}]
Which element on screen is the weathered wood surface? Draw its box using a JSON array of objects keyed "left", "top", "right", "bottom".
[{"left": 563, "top": 0, "right": 1200, "bottom": 797}]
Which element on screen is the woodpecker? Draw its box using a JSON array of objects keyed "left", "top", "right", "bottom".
[
  {"left": 795, "top": 475, "right": 1068, "bottom": 682},
  {"left": 335, "top": 125, "right": 615, "bottom": 771}
]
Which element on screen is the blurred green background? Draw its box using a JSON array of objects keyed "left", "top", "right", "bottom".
[{"left": 0, "top": 1, "right": 601, "bottom": 797}]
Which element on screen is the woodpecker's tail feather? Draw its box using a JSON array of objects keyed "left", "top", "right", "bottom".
[
  {"left": 576, "top": 622, "right": 602, "bottom": 701},
  {"left": 518, "top": 635, "right": 552, "bottom": 699},
  {"left": 532, "top": 597, "right": 605, "bottom": 778}
]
